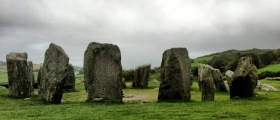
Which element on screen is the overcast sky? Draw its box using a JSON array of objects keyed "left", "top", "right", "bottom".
[{"left": 0, "top": 0, "right": 280, "bottom": 69}]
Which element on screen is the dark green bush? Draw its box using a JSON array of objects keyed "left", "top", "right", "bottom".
[
  {"left": 226, "top": 53, "right": 262, "bottom": 71},
  {"left": 260, "top": 51, "right": 278, "bottom": 66},
  {"left": 258, "top": 71, "right": 280, "bottom": 79},
  {"left": 191, "top": 66, "right": 198, "bottom": 76},
  {"left": 122, "top": 69, "right": 135, "bottom": 81}
]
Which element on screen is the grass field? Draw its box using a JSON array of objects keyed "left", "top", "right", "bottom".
[
  {"left": 1, "top": 74, "right": 280, "bottom": 119},
  {"left": 191, "top": 56, "right": 213, "bottom": 67},
  {"left": 1, "top": 63, "right": 280, "bottom": 119},
  {"left": 258, "top": 64, "right": 280, "bottom": 74}
]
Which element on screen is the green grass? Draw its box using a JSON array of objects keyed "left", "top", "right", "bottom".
[
  {"left": 0, "top": 73, "right": 8, "bottom": 82},
  {"left": 149, "top": 72, "right": 160, "bottom": 81},
  {"left": 258, "top": 64, "right": 280, "bottom": 74},
  {"left": 1, "top": 67, "right": 280, "bottom": 119},
  {"left": 191, "top": 56, "right": 214, "bottom": 67},
  {"left": 1, "top": 76, "right": 280, "bottom": 119},
  {"left": 0, "top": 65, "right": 7, "bottom": 73}
]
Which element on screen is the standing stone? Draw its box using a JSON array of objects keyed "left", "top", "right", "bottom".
[
  {"left": 230, "top": 57, "right": 258, "bottom": 99},
  {"left": 27, "top": 61, "right": 34, "bottom": 96},
  {"left": 36, "top": 67, "right": 42, "bottom": 88},
  {"left": 64, "top": 64, "right": 75, "bottom": 91},
  {"left": 198, "top": 64, "right": 215, "bottom": 101},
  {"left": 6, "top": 52, "right": 33, "bottom": 98},
  {"left": 133, "top": 64, "right": 151, "bottom": 88},
  {"left": 225, "top": 70, "right": 234, "bottom": 88},
  {"left": 38, "top": 43, "right": 69, "bottom": 104},
  {"left": 198, "top": 64, "right": 227, "bottom": 92},
  {"left": 84, "top": 42, "right": 122, "bottom": 103},
  {"left": 158, "top": 48, "right": 191, "bottom": 101},
  {"left": 212, "top": 69, "right": 227, "bottom": 92}
]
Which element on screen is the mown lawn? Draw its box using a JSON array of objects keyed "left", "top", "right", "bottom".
[{"left": 1, "top": 74, "right": 280, "bottom": 119}]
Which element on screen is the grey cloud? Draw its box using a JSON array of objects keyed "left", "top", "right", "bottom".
[{"left": 1, "top": 0, "right": 280, "bottom": 69}]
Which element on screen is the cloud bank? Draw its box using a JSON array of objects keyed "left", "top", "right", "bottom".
[{"left": 1, "top": 0, "right": 280, "bottom": 68}]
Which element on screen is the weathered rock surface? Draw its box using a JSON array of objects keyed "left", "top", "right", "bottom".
[
  {"left": 158, "top": 48, "right": 191, "bottom": 101},
  {"left": 198, "top": 64, "right": 215, "bottom": 101},
  {"left": 38, "top": 43, "right": 69, "bottom": 104},
  {"left": 64, "top": 64, "right": 75, "bottom": 91},
  {"left": 212, "top": 69, "right": 227, "bottom": 92},
  {"left": 225, "top": 70, "right": 234, "bottom": 87},
  {"left": 37, "top": 67, "right": 42, "bottom": 85},
  {"left": 27, "top": 61, "right": 34, "bottom": 96},
  {"left": 230, "top": 57, "right": 258, "bottom": 99},
  {"left": 84, "top": 42, "right": 123, "bottom": 103},
  {"left": 6, "top": 52, "right": 34, "bottom": 98},
  {"left": 133, "top": 64, "right": 151, "bottom": 88},
  {"left": 255, "top": 83, "right": 278, "bottom": 91},
  {"left": 198, "top": 64, "right": 227, "bottom": 93}
]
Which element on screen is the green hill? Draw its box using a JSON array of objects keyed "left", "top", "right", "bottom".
[{"left": 191, "top": 48, "right": 280, "bottom": 73}]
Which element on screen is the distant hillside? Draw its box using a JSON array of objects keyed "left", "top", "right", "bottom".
[
  {"left": 191, "top": 48, "right": 280, "bottom": 73},
  {"left": 0, "top": 64, "right": 83, "bottom": 74}
]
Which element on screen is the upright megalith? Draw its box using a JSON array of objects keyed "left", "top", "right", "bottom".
[
  {"left": 225, "top": 70, "right": 234, "bottom": 87},
  {"left": 230, "top": 57, "right": 258, "bottom": 99},
  {"left": 27, "top": 61, "right": 34, "bottom": 96},
  {"left": 38, "top": 43, "right": 69, "bottom": 104},
  {"left": 37, "top": 67, "right": 42, "bottom": 85},
  {"left": 133, "top": 64, "right": 151, "bottom": 88},
  {"left": 158, "top": 48, "right": 191, "bottom": 101},
  {"left": 84, "top": 42, "right": 123, "bottom": 103},
  {"left": 64, "top": 64, "right": 75, "bottom": 91},
  {"left": 6, "top": 52, "right": 34, "bottom": 98},
  {"left": 198, "top": 64, "right": 227, "bottom": 92},
  {"left": 198, "top": 64, "right": 215, "bottom": 101},
  {"left": 212, "top": 69, "right": 227, "bottom": 92}
]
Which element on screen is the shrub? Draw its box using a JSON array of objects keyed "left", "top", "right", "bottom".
[
  {"left": 191, "top": 66, "right": 198, "bottom": 76},
  {"left": 260, "top": 51, "right": 278, "bottom": 66},
  {"left": 258, "top": 71, "right": 280, "bottom": 79},
  {"left": 226, "top": 53, "right": 262, "bottom": 71},
  {"left": 211, "top": 58, "right": 226, "bottom": 72},
  {"left": 123, "top": 69, "right": 135, "bottom": 81}
]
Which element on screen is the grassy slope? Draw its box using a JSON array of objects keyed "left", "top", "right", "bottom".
[
  {"left": 191, "top": 56, "right": 213, "bottom": 67},
  {"left": 258, "top": 64, "right": 280, "bottom": 74}
]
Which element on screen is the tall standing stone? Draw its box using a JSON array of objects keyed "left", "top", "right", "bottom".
[
  {"left": 230, "top": 57, "right": 258, "bottom": 99},
  {"left": 38, "top": 43, "right": 69, "bottom": 104},
  {"left": 37, "top": 67, "right": 42, "bottom": 87},
  {"left": 198, "top": 64, "right": 215, "bottom": 101},
  {"left": 64, "top": 64, "right": 75, "bottom": 91},
  {"left": 27, "top": 61, "right": 34, "bottom": 96},
  {"left": 158, "top": 48, "right": 191, "bottom": 101},
  {"left": 225, "top": 70, "right": 234, "bottom": 88},
  {"left": 212, "top": 69, "right": 227, "bottom": 92},
  {"left": 133, "top": 64, "right": 151, "bottom": 88},
  {"left": 6, "top": 52, "right": 34, "bottom": 98},
  {"left": 84, "top": 42, "right": 122, "bottom": 103}
]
